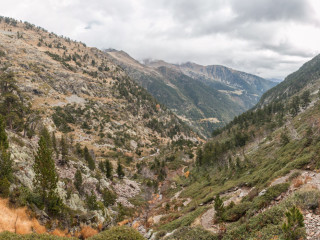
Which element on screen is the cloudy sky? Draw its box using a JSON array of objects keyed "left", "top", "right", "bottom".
[{"left": 2, "top": 0, "right": 320, "bottom": 79}]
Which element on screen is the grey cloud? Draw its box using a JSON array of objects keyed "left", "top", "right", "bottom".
[
  {"left": 1, "top": 0, "right": 320, "bottom": 79},
  {"left": 230, "top": 0, "right": 314, "bottom": 22}
]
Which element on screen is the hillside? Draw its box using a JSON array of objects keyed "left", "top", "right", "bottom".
[
  {"left": 0, "top": 17, "right": 199, "bottom": 239},
  {"left": 135, "top": 54, "right": 320, "bottom": 240},
  {"left": 105, "top": 50, "right": 276, "bottom": 137}
]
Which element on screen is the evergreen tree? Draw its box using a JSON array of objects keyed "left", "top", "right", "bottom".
[
  {"left": 301, "top": 90, "right": 311, "bottom": 109},
  {"left": 117, "top": 161, "right": 125, "bottom": 179},
  {"left": 0, "top": 115, "right": 11, "bottom": 197},
  {"left": 74, "top": 168, "right": 83, "bottom": 194},
  {"left": 214, "top": 194, "right": 225, "bottom": 223},
  {"left": 280, "top": 131, "right": 290, "bottom": 146},
  {"left": 84, "top": 146, "right": 95, "bottom": 170},
  {"left": 40, "top": 127, "right": 52, "bottom": 149},
  {"left": 105, "top": 160, "right": 113, "bottom": 179},
  {"left": 51, "top": 131, "right": 57, "bottom": 154},
  {"left": 290, "top": 96, "right": 300, "bottom": 117},
  {"left": 33, "top": 135, "right": 58, "bottom": 204},
  {"left": 0, "top": 147, "right": 12, "bottom": 197},
  {"left": 282, "top": 206, "right": 305, "bottom": 240},
  {"left": 86, "top": 191, "right": 99, "bottom": 210},
  {"left": 102, "top": 188, "right": 116, "bottom": 207},
  {"left": 0, "top": 72, "right": 24, "bottom": 130},
  {"left": 0, "top": 115, "right": 8, "bottom": 149},
  {"left": 75, "top": 143, "right": 83, "bottom": 157},
  {"left": 196, "top": 148, "right": 203, "bottom": 166},
  {"left": 60, "top": 135, "right": 68, "bottom": 165},
  {"left": 99, "top": 161, "right": 105, "bottom": 173}
]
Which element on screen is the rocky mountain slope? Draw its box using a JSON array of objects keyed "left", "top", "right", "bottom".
[
  {"left": 0, "top": 17, "right": 199, "bottom": 239},
  {"left": 106, "top": 50, "right": 276, "bottom": 137},
  {"left": 139, "top": 53, "right": 320, "bottom": 239}
]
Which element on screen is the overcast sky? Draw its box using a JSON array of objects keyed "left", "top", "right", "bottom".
[{"left": 2, "top": 0, "right": 320, "bottom": 79}]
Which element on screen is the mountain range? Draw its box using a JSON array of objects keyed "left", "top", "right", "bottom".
[{"left": 105, "top": 50, "right": 276, "bottom": 137}]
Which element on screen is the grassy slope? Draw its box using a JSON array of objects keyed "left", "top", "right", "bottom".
[{"left": 154, "top": 57, "right": 320, "bottom": 239}]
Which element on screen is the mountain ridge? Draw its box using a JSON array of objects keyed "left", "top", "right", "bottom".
[{"left": 105, "top": 50, "right": 276, "bottom": 137}]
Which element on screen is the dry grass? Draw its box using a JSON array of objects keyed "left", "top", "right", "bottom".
[
  {"left": 79, "top": 226, "right": 98, "bottom": 239},
  {"left": 293, "top": 178, "right": 304, "bottom": 188},
  {"left": 0, "top": 198, "right": 46, "bottom": 235}
]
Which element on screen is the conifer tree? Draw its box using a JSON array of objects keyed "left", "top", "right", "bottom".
[
  {"left": 74, "top": 168, "right": 83, "bottom": 194},
  {"left": 0, "top": 115, "right": 8, "bottom": 149},
  {"left": 102, "top": 188, "right": 116, "bottom": 207},
  {"left": 60, "top": 135, "right": 68, "bottom": 165},
  {"left": 52, "top": 131, "right": 57, "bottom": 154},
  {"left": 117, "top": 161, "right": 125, "bottom": 179},
  {"left": 105, "top": 160, "right": 113, "bottom": 179},
  {"left": 84, "top": 146, "right": 95, "bottom": 170},
  {"left": 214, "top": 194, "right": 225, "bottom": 223},
  {"left": 282, "top": 206, "right": 305, "bottom": 240},
  {"left": 0, "top": 115, "right": 12, "bottom": 197},
  {"left": 0, "top": 72, "right": 24, "bottom": 131},
  {"left": 290, "top": 96, "right": 300, "bottom": 117},
  {"left": 301, "top": 90, "right": 311, "bottom": 109},
  {"left": 98, "top": 161, "right": 105, "bottom": 173},
  {"left": 40, "top": 127, "right": 52, "bottom": 149},
  {"left": 196, "top": 148, "right": 203, "bottom": 166},
  {"left": 33, "top": 135, "right": 58, "bottom": 203}
]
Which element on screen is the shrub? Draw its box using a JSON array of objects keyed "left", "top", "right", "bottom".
[
  {"left": 165, "top": 227, "right": 218, "bottom": 240},
  {"left": 223, "top": 201, "right": 252, "bottom": 222},
  {"left": 88, "top": 226, "right": 144, "bottom": 240},
  {"left": 294, "top": 189, "right": 320, "bottom": 211},
  {"left": 102, "top": 189, "right": 116, "bottom": 207},
  {"left": 214, "top": 194, "right": 224, "bottom": 223},
  {"left": 282, "top": 206, "right": 305, "bottom": 240},
  {"left": 0, "top": 231, "right": 75, "bottom": 239}
]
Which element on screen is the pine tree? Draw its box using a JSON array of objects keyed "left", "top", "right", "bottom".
[
  {"left": 84, "top": 146, "right": 95, "bottom": 170},
  {"left": 280, "top": 131, "right": 290, "bottom": 146},
  {"left": 40, "top": 127, "right": 52, "bottom": 149},
  {"left": 105, "top": 160, "right": 113, "bottom": 179},
  {"left": 99, "top": 161, "right": 105, "bottom": 173},
  {"left": 214, "top": 194, "right": 225, "bottom": 223},
  {"left": 290, "top": 96, "right": 300, "bottom": 117},
  {"left": 301, "top": 90, "right": 311, "bottom": 109},
  {"left": 0, "top": 115, "right": 8, "bottom": 149},
  {"left": 282, "top": 206, "right": 305, "bottom": 240},
  {"left": 102, "top": 189, "right": 116, "bottom": 207},
  {"left": 0, "top": 72, "right": 24, "bottom": 130},
  {"left": 196, "top": 148, "right": 203, "bottom": 166},
  {"left": 0, "top": 115, "right": 11, "bottom": 197},
  {"left": 74, "top": 168, "right": 83, "bottom": 194},
  {"left": 51, "top": 131, "right": 57, "bottom": 155},
  {"left": 117, "top": 161, "right": 125, "bottom": 179},
  {"left": 33, "top": 135, "right": 58, "bottom": 204},
  {"left": 60, "top": 135, "right": 68, "bottom": 165}
]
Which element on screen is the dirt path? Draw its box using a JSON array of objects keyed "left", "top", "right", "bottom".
[{"left": 200, "top": 206, "right": 219, "bottom": 233}]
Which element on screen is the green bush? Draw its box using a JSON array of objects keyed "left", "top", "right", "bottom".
[
  {"left": 223, "top": 201, "right": 252, "bottom": 222},
  {"left": 88, "top": 226, "right": 144, "bottom": 240},
  {"left": 294, "top": 189, "right": 320, "bottom": 211},
  {"left": 282, "top": 206, "right": 305, "bottom": 240},
  {"left": 165, "top": 227, "right": 218, "bottom": 240},
  {"left": 102, "top": 189, "right": 116, "bottom": 207},
  {"left": 0, "top": 232, "right": 74, "bottom": 239},
  {"left": 252, "top": 183, "right": 289, "bottom": 211}
]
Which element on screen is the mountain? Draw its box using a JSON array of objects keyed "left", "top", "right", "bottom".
[
  {"left": 0, "top": 17, "right": 199, "bottom": 239},
  {"left": 258, "top": 54, "right": 320, "bottom": 107},
  {"left": 105, "top": 50, "right": 276, "bottom": 137},
  {"left": 146, "top": 54, "right": 320, "bottom": 239}
]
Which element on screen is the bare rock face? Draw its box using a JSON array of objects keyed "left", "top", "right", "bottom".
[{"left": 114, "top": 179, "right": 141, "bottom": 207}]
